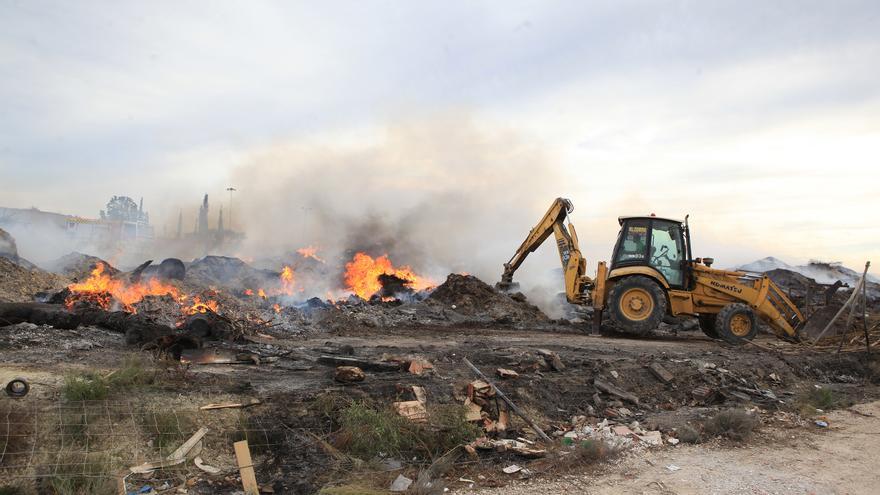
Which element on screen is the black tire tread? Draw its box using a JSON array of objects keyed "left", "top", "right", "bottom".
[
  {"left": 698, "top": 313, "right": 719, "bottom": 338},
  {"left": 606, "top": 276, "right": 667, "bottom": 335},
  {"left": 716, "top": 303, "right": 758, "bottom": 344}
]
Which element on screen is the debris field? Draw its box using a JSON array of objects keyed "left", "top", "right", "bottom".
[{"left": 0, "top": 234, "right": 878, "bottom": 494}]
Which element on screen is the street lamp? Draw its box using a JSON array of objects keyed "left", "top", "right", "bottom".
[{"left": 226, "top": 187, "right": 236, "bottom": 231}]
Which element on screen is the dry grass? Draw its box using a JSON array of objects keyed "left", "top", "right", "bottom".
[
  {"left": 37, "top": 451, "right": 117, "bottom": 495},
  {"left": 62, "top": 355, "right": 156, "bottom": 402},
  {"left": 318, "top": 485, "right": 387, "bottom": 495},
  {"left": 703, "top": 410, "right": 758, "bottom": 441},
  {"left": 333, "top": 402, "right": 479, "bottom": 461}
]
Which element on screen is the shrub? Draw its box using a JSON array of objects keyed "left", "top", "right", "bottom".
[
  {"left": 676, "top": 424, "right": 701, "bottom": 444},
  {"left": 703, "top": 410, "right": 758, "bottom": 441},
  {"left": 62, "top": 373, "right": 109, "bottom": 402}
]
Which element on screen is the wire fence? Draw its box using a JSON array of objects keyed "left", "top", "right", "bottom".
[{"left": 0, "top": 399, "right": 294, "bottom": 493}]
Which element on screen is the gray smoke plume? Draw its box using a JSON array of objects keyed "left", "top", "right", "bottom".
[{"left": 230, "top": 112, "right": 572, "bottom": 304}]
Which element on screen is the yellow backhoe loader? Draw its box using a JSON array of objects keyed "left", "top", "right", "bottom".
[{"left": 498, "top": 198, "right": 805, "bottom": 344}]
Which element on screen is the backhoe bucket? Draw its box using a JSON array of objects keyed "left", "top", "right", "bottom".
[{"left": 495, "top": 281, "right": 521, "bottom": 293}]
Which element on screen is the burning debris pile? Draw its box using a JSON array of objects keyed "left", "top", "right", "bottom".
[
  {"left": 0, "top": 227, "right": 554, "bottom": 360},
  {"left": 344, "top": 252, "right": 434, "bottom": 300}
]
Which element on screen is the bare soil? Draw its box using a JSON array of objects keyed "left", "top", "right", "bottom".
[
  {"left": 1, "top": 320, "right": 878, "bottom": 493},
  {"left": 459, "top": 400, "right": 880, "bottom": 495}
]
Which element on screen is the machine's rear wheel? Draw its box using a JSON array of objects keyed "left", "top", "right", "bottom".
[
  {"left": 698, "top": 314, "right": 719, "bottom": 338},
  {"left": 607, "top": 276, "right": 667, "bottom": 334},
  {"left": 716, "top": 303, "right": 758, "bottom": 344}
]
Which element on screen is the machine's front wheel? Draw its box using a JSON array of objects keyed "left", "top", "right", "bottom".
[
  {"left": 606, "top": 276, "right": 667, "bottom": 334},
  {"left": 698, "top": 313, "right": 719, "bottom": 338},
  {"left": 716, "top": 303, "right": 758, "bottom": 344}
]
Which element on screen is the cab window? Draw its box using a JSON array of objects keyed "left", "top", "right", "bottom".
[
  {"left": 650, "top": 220, "right": 684, "bottom": 286},
  {"left": 615, "top": 220, "right": 649, "bottom": 263}
]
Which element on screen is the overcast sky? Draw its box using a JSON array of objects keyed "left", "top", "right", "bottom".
[{"left": 1, "top": 0, "right": 878, "bottom": 273}]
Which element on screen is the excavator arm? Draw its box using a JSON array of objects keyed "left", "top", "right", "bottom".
[{"left": 498, "top": 198, "right": 593, "bottom": 304}]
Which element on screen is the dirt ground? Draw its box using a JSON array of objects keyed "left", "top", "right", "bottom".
[
  {"left": 459, "top": 400, "right": 880, "bottom": 495},
  {"left": 1, "top": 319, "right": 878, "bottom": 493}
]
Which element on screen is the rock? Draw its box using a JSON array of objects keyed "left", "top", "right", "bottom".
[
  {"left": 502, "top": 465, "right": 522, "bottom": 474},
  {"left": 390, "top": 474, "right": 413, "bottom": 492},
  {"left": 668, "top": 437, "right": 680, "bottom": 445},
  {"left": 536, "top": 349, "right": 565, "bottom": 371},
  {"left": 334, "top": 366, "right": 365, "bottom": 383},
  {"left": 648, "top": 362, "right": 675, "bottom": 384},
  {"left": 612, "top": 425, "right": 633, "bottom": 436},
  {"left": 496, "top": 368, "right": 519, "bottom": 379},
  {"left": 637, "top": 430, "right": 663, "bottom": 446}
]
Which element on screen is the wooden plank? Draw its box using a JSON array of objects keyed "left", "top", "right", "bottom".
[
  {"left": 168, "top": 427, "right": 208, "bottom": 461},
  {"left": 234, "top": 440, "right": 260, "bottom": 495},
  {"left": 462, "top": 358, "right": 552, "bottom": 442},
  {"left": 594, "top": 378, "right": 640, "bottom": 405},
  {"left": 200, "top": 399, "right": 261, "bottom": 411}
]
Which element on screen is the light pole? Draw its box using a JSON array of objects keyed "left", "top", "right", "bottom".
[{"left": 226, "top": 187, "right": 236, "bottom": 231}]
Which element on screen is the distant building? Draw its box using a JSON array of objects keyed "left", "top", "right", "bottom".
[{"left": 0, "top": 195, "right": 154, "bottom": 245}]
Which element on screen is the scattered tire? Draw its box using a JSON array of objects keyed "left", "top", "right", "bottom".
[
  {"left": 158, "top": 258, "right": 186, "bottom": 280},
  {"left": 5, "top": 378, "right": 29, "bottom": 398},
  {"left": 606, "top": 276, "right": 667, "bottom": 334},
  {"left": 698, "top": 313, "right": 719, "bottom": 338},
  {"left": 715, "top": 303, "right": 758, "bottom": 344}
]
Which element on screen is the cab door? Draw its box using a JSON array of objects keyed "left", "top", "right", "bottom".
[{"left": 648, "top": 220, "right": 685, "bottom": 288}]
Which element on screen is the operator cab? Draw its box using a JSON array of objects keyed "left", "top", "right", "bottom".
[{"left": 611, "top": 215, "right": 691, "bottom": 289}]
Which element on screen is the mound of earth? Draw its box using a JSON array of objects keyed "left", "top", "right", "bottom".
[
  {"left": 0, "top": 227, "right": 38, "bottom": 269},
  {"left": 0, "top": 228, "right": 16, "bottom": 259},
  {"left": 46, "top": 252, "right": 118, "bottom": 280},
  {"left": 186, "top": 255, "right": 276, "bottom": 289},
  {"left": 765, "top": 268, "right": 818, "bottom": 291},
  {"left": 0, "top": 257, "right": 71, "bottom": 303},
  {"left": 427, "top": 274, "right": 548, "bottom": 323}
]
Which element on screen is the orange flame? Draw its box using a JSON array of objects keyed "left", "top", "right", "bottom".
[
  {"left": 296, "top": 246, "right": 325, "bottom": 263},
  {"left": 257, "top": 289, "right": 267, "bottom": 299},
  {"left": 186, "top": 295, "right": 219, "bottom": 314},
  {"left": 244, "top": 289, "right": 254, "bottom": 296},
  {"left": 343, "top": 253, "right": 434, "bottom": 299},
  {"left": 273, "top": 303, "right": 281, "bottom": 313},
  {"left": 66, "top": 262, "right": 180, "bottom": 312},
  {"left": 280, "top": 265, "right": 295, "bottom": 295}
]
